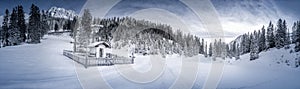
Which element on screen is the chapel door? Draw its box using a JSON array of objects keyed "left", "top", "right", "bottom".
[{"left": 99, "top": 48, "right": 103, "bottom": 57}]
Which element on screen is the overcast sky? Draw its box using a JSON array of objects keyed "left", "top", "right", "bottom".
[
  {"left": 1, "top": 0, "right": 299, "bottom": 17},
  {"left": 0, "top": 0, "right": 299, "bottom": 38}
]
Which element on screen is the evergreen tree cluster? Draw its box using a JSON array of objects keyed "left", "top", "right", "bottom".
[
  {"left": 292, "top": 21, "right": 300, "bottom": 52},
  {"left": 28, "top": 4, "right": 42, "bottom": 43},
  {"left": 74, "top": 13, "right": 208, "bottom": 57},
  {"left": 105, "top": 16, "right": 207, "bottom": 57},
  {"left": 77, "top": 9, "right": 92, "bottom": 49},
  {"left": 228, "top": 19, "right": 300, "bottom": 61},
  {"left": 211, "top": 39, "right": 227, "bottom": 60},
  {"left": 74, "top": 11, "right": 300, "bottom": 59},
  {"left": 0, "top": 4, "right": 50, "bottom": 47},
  {"left": 0, "top": 6, "right": 26, "bottom": 46}
]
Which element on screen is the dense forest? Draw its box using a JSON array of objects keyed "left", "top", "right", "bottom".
[
  {"left": 0, "top": 4, "right": 76, "bottom": 47},
  {"left": 74, "top": 9, "right": 207, "bottom": 58},
  {"left": 228, "top": 19, "right": 300, "bottom": 61}
]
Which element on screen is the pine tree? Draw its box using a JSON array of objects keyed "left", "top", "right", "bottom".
[
  {"left": 78, "top": 9, "right": 92, "bottom": 48},
  {"left": 204, "top": 41, "right": 208, "bottom": 57},
  {"left": 209, "top": 43, "right": 212, "bottom": 57},
  {"left": 28, "top": 4, "right": 41, "bottom": 43},
  {"left": 295, "top": 22, "right": 300, "bottom": 52},
  {"left": 8, "top": 8, "right": 21, "bottom": 45},
  {"left": 258, "top": 30, "right": 261, "bottom": 52},
  {"left": 275, "top": 19, "right": 285, "bottom": 49},
  {"left": 200, "top": 38, "right": 204, "bottom": 54},
  {"left": 73, "top": 17, "right": 80, "bottom": 52},
  {"left": 250, "top": 31, "right": 259, "bottom": 61},
  {"left": 241, "top": 33, "right": 250, "bottom": 54},
  {"left": 1, "top": 9, "right": 9, "bottom": 47},
  {"left": 292, "top": 22, "right": 297, "bottom": 44},
  {"left": 17, "top": 5, "right": 26, "bottom": 42},
  {"left": 283, "top": 20, "right": 289, "bottom": 44},
  {"left": 267, "top": 21, "right": 275, "bottom": 49},
  {"left": 40, "top": 10, "right": 49, "bottom": 38},
  {"left": 212, "top": 39, "right": 217, "bottom": 60},
  {"left": 221, "top": 41, "right": 227, "bottom": 59},
  {"left": 70, "top": 17, "right": 77, "bottom": 37},
  {"left": 225, "top": 44, "right": 231, "bottom": 59},
  {"left": 259, "top": 26, "right": 266, "bottom": 52},
  {"left": 235, "top": 44, "right": 240, "bottom": 60},
  {"left": 232, "top": 41, "right": 237, "bottom": 59}
]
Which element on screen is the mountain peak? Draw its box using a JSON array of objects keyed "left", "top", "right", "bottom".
[{"left": 47, "top": 6, "right": 77, "bottom": 20}]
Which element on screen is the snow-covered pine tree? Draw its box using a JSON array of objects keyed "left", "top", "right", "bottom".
[
  {"left": 250, "top": 33, "right": 255, "bottom": 60},
  {"left": 225, "top": 44, "right": 231, "bottom": 59},
  {"left": 275, "top": 19, "right": 285, "bottom": 49},
  {"left": 295, "top": 21, "right": 300, "bottom": 52},
  {"left": 8, "top": 8, "right": 21, "bottom": 45},
  {"left": 1, "top": 9, "right": 9, "bottom": 47},
  {"left": 28, "top": 4, "right": 41, "bottom": 43},
  {"left": 282, "top": 20, "right": 290, "bottom": 49},
  {"left": 221, "top": 41, "right": 227, "bottom": 59},
  {"left": 283, "top": 20, "right": 288, "bottom": 44},
  {"left": 292, "top": 22, "right": 297, "bottom": 44},
  {"left": 250, "top": 31, "right": 259, "bottom": 61},
  {"left": 217, "top": 39, "right": 222, "bottom": 57},
  {"left": 73, "top": 17, "right": 80, "bottom": 52},
  {"left": 200, "top": 38, "right": 204, "bottom": 54},
  {"left": 193, "top": 36, "right": 200, "bottom": 55},
  {"left": 258, "top": 30, "right": 261, "bottom": 52},
  {"left": 259, "top": 26, "right": 266, "bottom": 52},
  {"left": 17, "top": 5, "right": 26, "bottom": 42},
  {"left": 241, "top": 33, "right": 250, "bottom": 54},
  {"left": 78, "top": 9, "right": 92, "bottom": 49},
  {"left": 212, "top": 39, "right": 217, "bottom": 60},
  {"left": 235, "top": 44, "right": 240, "bottom": 60},
  {"left": 209, "top": 43, "right": 212, "bottom": 57},
  {"left": 70, "top": 17, "right": 77, "bottom": 37},
  {"left": 232, "top": 41, "right": 239, "bottom": 60},
  {"left": 40, "top": 10, "right": 50, "bottom": 38},
  {"left": 267, "top": 21, "right": 275, "bottom": 49},
  {"left": 204, "top": 41, "right": 208, "bottom": 57}
]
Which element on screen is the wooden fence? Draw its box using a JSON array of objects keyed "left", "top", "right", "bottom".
[{"left": 63, "top": 50, "right": 133, "bottom": 68}]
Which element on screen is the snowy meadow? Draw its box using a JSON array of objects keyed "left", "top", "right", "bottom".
[{"left": 1, "top": 0, "right": 300, "bottom": 89}]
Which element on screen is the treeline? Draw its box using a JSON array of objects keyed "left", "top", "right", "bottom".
[
  {"left": 226, "top": 19, "right": 300, "bottom": 60},
  {"left": 47, "top": 14, "right": 77, "bottom": 33},
  {"left": 75, "top": 10, "right": 300, "bottom": 59},
  {"left": 110, "top": 17, "right": 207, "bottom": 57},
  {"left": 74, "top": 9, "right": 208, "bottom": 57},
  {"left": 0, "top": 4, "right": 50, "bottom": 47}
]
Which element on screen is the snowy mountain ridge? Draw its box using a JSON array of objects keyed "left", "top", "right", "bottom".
[{"left": 47, "top": 6, "right": 77, "bottom": 20}]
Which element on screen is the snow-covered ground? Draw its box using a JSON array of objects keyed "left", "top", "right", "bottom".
[
  {"left": 0, "top": 34, "right": 81, "bottom": 89},
  {"left": 0, "top": 33, "right": 299, "bottom": 89},
  {"left": 218, "top": 47, "right": 300, "bottom": 89}
]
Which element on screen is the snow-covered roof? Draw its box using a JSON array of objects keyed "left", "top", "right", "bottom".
[{"left": 88, "top": 41, "right": 110, "bottom": 48}]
